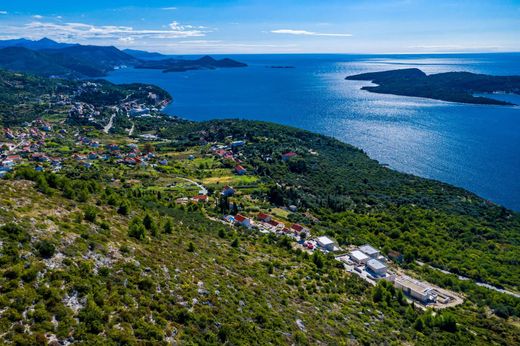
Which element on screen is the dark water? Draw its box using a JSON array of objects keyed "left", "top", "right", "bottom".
[{"left": 106, "top": 53, "right": 520, "bottom": 210}]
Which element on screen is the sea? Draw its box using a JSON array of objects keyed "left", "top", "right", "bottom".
[{"left": 105, "top": 53, "right": 520, "bottom": 211}]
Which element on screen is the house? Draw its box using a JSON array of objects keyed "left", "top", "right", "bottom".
[
  {"left": 268, "top": 220, "right": 284, "bottom": 230},
  {"left": 366, "top": 259, "right": 387, "bottom": 276},
  {"left": 235, "top": 165, "right": 246, "bottom": 175},
  {"left": 394, "top": 276, "right": 436, "bottom": 303},
  {"left": 290, "top": 223, "right": 309, "bottom": 234},
  {"left": 191, "top": 195, "right": 208, "bottom": 203},
  {"left": 221, "top": 186, "right": 235, "bottom": 197},
  {"left": 234, "top": 214, "right": 251, "bottom": 228},
  {"left": 231, "top": 140, "right": 245, "bottom": 148},
  {"left": 388, "top": 250, "right": 403, "bottom": 263},
  {"left": 257, "top": 213, "right": 272, "bottom": 222},
  {"left": 317, "top": 236, "right": 335, "bottom": 251},
  {"left": 281, "top": 152, "right": 297, "bottom": 161},
  {"left": 32, "top": 153, "right": 49, "bottom": 162},
  {"left": 350, "top": 250, "right": 369, "bottom": 264},
  {"left": 359, "top": 244, "right": 380, "bottom": 259}
]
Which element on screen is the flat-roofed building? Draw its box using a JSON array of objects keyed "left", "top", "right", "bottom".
[
  {"left": 317, "top": 236, "right": 335, "bottom": 251},
  {"left": 394, "top": 276, "right": 436, "bottom": 303},
  {"left": 359, "top": 244, "right": 380, "bottom": 258},
  {"left": 350, "top": 250, "right": 369, "bottom": 264},
  {"left": 367, "top": 259, "right": 387, "bottom": 276}
]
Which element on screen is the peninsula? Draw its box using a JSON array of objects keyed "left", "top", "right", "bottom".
[{"left": 346, "top": 68, "right": 520, "bottom": 105}]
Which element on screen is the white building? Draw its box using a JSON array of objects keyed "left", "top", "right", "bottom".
[
  {"left": 317, "top": 236, "right": 335, "bottom": 251},
  {"left": 359, "top": 244, "right": 380, "bottom": 258},
  {"left": 366, "top": 259, "right": 387, "bottom": 276},
  {"left": 350, "top": 250, "right": 369, "bottom": 264},
  {"left": 394, "top": 276, "right": 437, "bottom": 303}
]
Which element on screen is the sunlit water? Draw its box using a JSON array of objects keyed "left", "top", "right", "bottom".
[{"left": 106, "top": 53, "right": 520, "bottom": 210}]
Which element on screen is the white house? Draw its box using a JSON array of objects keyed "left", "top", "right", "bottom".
[
  {"left": 317, "top": 236, "right": 335, "bottom": 251},
  {"left": 350, "top": 250, "right": 369, "bottom": 264},
  {"left": 359, "top": 244, "right": 380, "bottom": 258},
  {"left": 366, "top": 259, "right": 387, "bottom": 276}
]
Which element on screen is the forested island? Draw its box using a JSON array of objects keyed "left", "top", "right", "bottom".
[
  {"left": 0, "top": 69, "right": 519, "bottom": 344},
  {"left": 346, "top": 68, "right": 520, "bottom": 105}
]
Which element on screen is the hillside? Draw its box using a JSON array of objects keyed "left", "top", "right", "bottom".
[
  {"left": 0, "top": 70, "right": 519, "bottom": 345},
  {"left": 346, "top": 68, "right": 520, "bottom": 105}
]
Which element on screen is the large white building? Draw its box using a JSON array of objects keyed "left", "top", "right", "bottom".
[
  {"left": 367, "top": 259, "right": 387, "bottom": 276},
  {"left": 350, "top": 250, "right": 369, "bottom": 264},
  {"left": 359, "top": 244, "right": 380, "bottom": 258},
  {"left": 394, "top": 276, "right": 437, "bottom": 303}
]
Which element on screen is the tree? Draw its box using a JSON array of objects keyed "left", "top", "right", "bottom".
[
  {"left": 231, "top": 238, "right": 239, "bottom": 248},
  {"left": 84, "top": 206, "right": 97, "bottom": 223},
  {"left": 163, "top": 219, "right": 173, "bottom": 234},
  {"left": 35, "top": 240, "right": 55, "bottom": 258},
  {"left": 118, "top": 201, "right": 130, "bottom": 215},
  {"left": 187, "top": 242, "right": 195, "bottom": 252},
  {"left": 128, "top": 218, "right": 146, "bottom": 240}
]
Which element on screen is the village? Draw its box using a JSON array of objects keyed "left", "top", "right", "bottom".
[{"left": 1, "top": 118, "right": 464, "bottom": 310}]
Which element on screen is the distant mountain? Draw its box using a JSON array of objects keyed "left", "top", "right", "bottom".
[
  {"left": 42, "top": 45, "right": 139, "bottom": 74},
  {"left": 0, "top": 37, "right": 76, "bottom": 50},
  {"left": 346, "top": 68, "right": 520, "bottom": 106},
  {"left": 0, "top": 44, "right": 138, "bottom": 78},
  {"left": 123, "top": 49, "right": 171, "bottom": 60},
  {"left": 0, "top": 38, "right": 247, "bottom": 78},
  {"left": 0, "top": 46, "right": 80, "bottom": 78},
  {"left": 136, "top": 55, "right": 248, "bottom": 72}
]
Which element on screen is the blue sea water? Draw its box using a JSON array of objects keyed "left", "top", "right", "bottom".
[{"left": 106, "top": 53, "right": 520, "bottom": 211}]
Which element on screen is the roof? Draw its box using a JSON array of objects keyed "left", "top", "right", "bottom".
[
  {"left": 234, "top": 214, "right": 247, "bottom": 222},
  {"left": 291, "top": 223, "right": 304, "bottom": 232},
  {"left": 317, "top": 236, "right": 334, "bottom": 246},
  {"left": 367, "top": 259, "right": 386, "bottom": 271},
  {"left": 395, "top": 276, "right": 432, "bottom": 294},
  {"left": 257, "top": 212, "right": 270, "bottom": 220},
  {"left": 282, "top": 151, "right": 297, "bottom": 157},
  {"left": 359, "top": 244, "right": 379, "bottom": 256},
  {"left": 350, "top": 250, "right": 369, "bottom": 261},
  {"left": 268, "top": 220, "right": 281, "bottom": 227}
]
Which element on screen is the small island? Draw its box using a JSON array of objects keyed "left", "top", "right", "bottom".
[
  {"left": 345, "top": 68, "right": 520, "bottom": 106},
  {"left": 267, "top": 65, "right": 295, "bottom": 69},
  {"left": 136, "top": 55, "right": 247, "bottom": 73}
]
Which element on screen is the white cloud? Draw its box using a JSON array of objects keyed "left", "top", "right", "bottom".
[
  {"left": 0, "top": 20, "right": 209, "bottom": 42},
  {"left": 271, "top": 29, "right": 352, "bottom": 37},
  {"left": 0, "top": 11, "right": 7, "bottom": 15},
  {"left": 162, "top": 7, "right": 177, "bottom": 10},
  {"left": 118, "top": 37, "right": 135, "bottom": 42},
  {"left": 32, "top": 15, "right": 43, "bottom": 19}
]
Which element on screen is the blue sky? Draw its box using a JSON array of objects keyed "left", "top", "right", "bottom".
[{"left": 0, "top": 0, "right": 518, "bottom": 53}]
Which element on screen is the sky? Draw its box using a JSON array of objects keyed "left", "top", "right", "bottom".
[{"left": 0, "top": 0, "right": 518, "bottom": 54}]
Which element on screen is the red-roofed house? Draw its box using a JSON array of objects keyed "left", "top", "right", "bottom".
[
  {"left": 291, "top": 223, "right": 309, "bottom": 234},
  {"left": 257, "top": 213, "right": 272, "bottom": 222},
  {"left": 191, "top": 195, "right": 208, "bottom": 203},
  {"left": 235, "top": 165, "right": 246, "bottom": 175},
  {"left": 282, "top": 152, "right": 297, "bottom": 161},
  {"left": 234, "top": 214, "right": 251, "bottom": 228}
]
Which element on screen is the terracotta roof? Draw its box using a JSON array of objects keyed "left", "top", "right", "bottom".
[
  {"left": 291, "top": 223, "right": 304, "bottom": 232},
  {"left": 234, "top": 214, "right": 247, "bottom": 222},
  {"left": 257, "top": 212, "right": 270, "bottom": 220}
]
